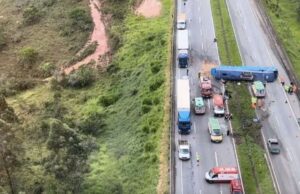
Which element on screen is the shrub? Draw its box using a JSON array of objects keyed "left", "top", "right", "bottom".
[
  {"left": 19, "top": 47, "right": 39, "bottom": 67},
  {"left": 149, "top": 77, "right": 164, "bottom": 91},
  {"left": 65, "top": 67, "right": 95, "bottom": 88},
  {"left": 78, "top": 112, "right": 106, "bottom": 135},
  {"left": 69, "top": 8, "right": 92, "bottom": 32},
  {"left": 23, "top": 5, "right": 42, "bottom": 25},
  {"left": 39, "top": 62, "right": 56, "bottom": 77},
  {"left": 98, "top": 93, "right": 119, "bottom": 107},
  {"left": 141, "top": 105, "right": 151, "bottom": 114},
  {"left": 68, "top": 42, "right": 98, "bottom": 65},
  {"left": 0, "top": 28, "right": 6, "bottom": 50}
]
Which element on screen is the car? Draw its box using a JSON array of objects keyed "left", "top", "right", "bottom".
[
  {"left": 178, "top": 140, "right": 191, "bottom": 160},
  {"left": 267, "top": 138, "right": 280, "bottom": 154}
]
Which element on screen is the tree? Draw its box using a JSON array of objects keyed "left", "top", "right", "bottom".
[
  {"left": 0, "top": 95, "right": 22, "bottom": 194},
  {"left": 44, "top": 119, "right": 97, "bottom": 193}
]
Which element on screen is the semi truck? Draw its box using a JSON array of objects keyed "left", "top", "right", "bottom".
[
  {"left": 177, "top": 78, "right": 191, "bottom": 134},
  {"left": 177, "top": 30, "right": 189, "bottom": 68},
  {"left": 177, "top": 13, "right": 186, "bottom": 30},
  {"left": 211, "top": 65, "right": 278, "bottom": 82},
  {"left": 178, "top": 140, "right": 191, "bottom": 160}
]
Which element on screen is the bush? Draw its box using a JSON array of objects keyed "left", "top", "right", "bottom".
[
  {"left": 78, "top": 112, "right": 106, "bottom": 135},
  {"left": 19, "top": 47, "right": 39, "bottom": 67},
  {"left": 0, "top": 28, "right": 6, "bottom": 50},
  {"left": 39, "top": 62, "right": 56, "bottom": 77},
  {"left": 98, "top": 93, "right": 119, "bottom": 107},
  {"left": 149, "top": 77, "right": 164, "bottom": 91},
  {"left": 65, "top": 67, "right": 95, "bottom": 88},
  {"left": 68, "top": 42, "right": 98, "bottom": 65},
  {"left": 69, "top": 8, "right": 92, "bottom": 32},
  {"left": 141, "top": 105, "right": 151, "bottom": 114},
  {"left": 23, "top": 5, "right": 42, "bottom": 25}
]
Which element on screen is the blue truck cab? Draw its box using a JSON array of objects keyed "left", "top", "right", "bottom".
[
  {"left": 178, "top": 109, "right": 191, "bottom": 134},
  {"left": 178, "top": 51, "right": 189, "bottom": 68}
]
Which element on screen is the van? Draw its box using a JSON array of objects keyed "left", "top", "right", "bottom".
[
  {"left": 177, "top": 13, "right": 186, "bottom": 30},
  {"left": 193, "top": 97, "right": 206, "bottom": 114},
  {"left": 213, "top": 94, "right": 225, "bottom": 117},
  {"left": 208, "top": 117, "right": 223, "bottom": 143},
  {"left": 205, "top": 167, "right": 239, "bottom": 183}
]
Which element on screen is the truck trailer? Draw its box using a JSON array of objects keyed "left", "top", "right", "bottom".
[
  {"left": 177, "top": 78, "right": 191, "bottom": 134},
  {"left": 177, "top": 30, "right": 189, "bottom": 68},
  {"left": 211, "top": 65, "right": 278, "bottom": 82}
]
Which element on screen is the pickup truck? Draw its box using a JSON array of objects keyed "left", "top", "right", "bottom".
[{"left": 178, "top": 140, "right": 191, "bottom": 160}]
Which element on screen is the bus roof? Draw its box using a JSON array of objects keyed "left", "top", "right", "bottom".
[
  {"left": 215, "top": 65, "right": 277, "bottom": 72},
  {"left": 195, "top": 97, "right": 204, "bottom": 107},
  {"left": 253, "top": 81, "right": 264, "bottom": 90},
  {"left": 209, "top": 118, "right": 220, "bottom": 130}
]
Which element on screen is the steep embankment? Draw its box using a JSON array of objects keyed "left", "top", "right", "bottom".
[{"left": 6, "top": 0, "right": 172, "bottom": 193}]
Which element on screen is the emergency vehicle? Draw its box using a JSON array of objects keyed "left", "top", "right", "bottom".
[
  {"left": 205, "top": 167, "right": 239, "bottom": 183},
  {"left": 193, "top": 97, "right": 206, "bottom": 114},
  {"left": 251, "top": 81, "right": 265, "bottom": 98},
  {"left": 208, "top": 118, "right": 223, "bottom": 143}
]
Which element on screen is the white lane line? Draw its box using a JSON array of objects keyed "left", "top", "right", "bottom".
[
  {"left": 199, "top": 189, "right": 202, "bottom": 194},
  {"left": 262, "top": 132, "right": 282, "bottom": 194},
  {"left": 198, "top": 6, "right": 200, "bottom": 11},
  {"left": 215, "top": 151, "right": 219, "bottom": 166},
  {"left": 286, "top": 148, "right": 293, "bottom": 162},
  {"left": 181, "top": 158, "right": 184, "bottom": 194},
  {"left": 194, "top": 122, "right": 196, "bottom": 133},
  {"left": 201, "top": 43, "right": 204, "bottom": 50},
  {"left": 207, "top": 99, "right": 211, "bottom": 110}
]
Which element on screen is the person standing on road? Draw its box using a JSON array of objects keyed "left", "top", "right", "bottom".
[
  {"left": 186, "top": 68, "right": 189, "bottom": 76},
  {"left": 227, "top": 129, "right": 230, "bottom": 136}
]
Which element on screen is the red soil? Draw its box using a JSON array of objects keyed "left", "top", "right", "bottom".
[
  {"left": 136, "top": 0, "right": 162, "bottom": 18},
  {"left": 64, "top": 0, "right": 109, "bottom": 75}
]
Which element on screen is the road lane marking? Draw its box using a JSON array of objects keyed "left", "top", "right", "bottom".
[
  {"left": 286, "top": 148, "right": 293, "bottom": 162},
  {"left": 207, "top": 99, "right": 211, "bottom": 110},
  {"left": 199, "top": 189, "right": 202, "bottom": 194},
  {"left": 262, "top": 132, "right": 282, "bottom": 194},
  {"left": 181, "top": 159, "right": 184, "bottom": 194},
  {"left": 215, "top": 151, "right": 219, "bottom": 166},
  {"left": 194, "top": 122, "right": 196, "bottom": 133},
  {"left": 201, "top": 43, "right": 204, "bottom": 50},
  {"left": 198, "top": 6, "right": 200, "bottom": 11}
]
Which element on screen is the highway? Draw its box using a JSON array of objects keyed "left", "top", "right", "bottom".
[
  {"left": 173, "top": 0, "right": 238, "bottom": 193},
  {"left": 226, "top": 0, "right": 300, "bottom": 193}
]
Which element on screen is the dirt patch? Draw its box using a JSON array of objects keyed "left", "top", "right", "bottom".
[
  {"left": 135, "top": 0, "right": 162, "bottom": 18},
  {"left": 64, "top": 0, "right": 109, "bottom": 75}
]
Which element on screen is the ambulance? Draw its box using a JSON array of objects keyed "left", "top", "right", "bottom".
[{"left": 205, "top": 167, "right": 239, "bottom": 183}]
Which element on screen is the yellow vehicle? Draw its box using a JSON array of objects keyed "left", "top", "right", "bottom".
[{"left": 208, "top": 118, "right": 223, "bottom": 143}]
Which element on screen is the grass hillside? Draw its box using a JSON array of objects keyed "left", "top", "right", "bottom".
[
  {"left": 0, "top": 0, "right": 91, "bottom": 95},
  {"left": 3, "top": 0, "right": 172, "bottom": 193}
]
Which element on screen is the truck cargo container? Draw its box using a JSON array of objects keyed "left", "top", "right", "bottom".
[
  {"left": 177, "top": 30, "right": 189, "bottom": 68},
  {"left": 177, "top": 78, "right": 191, "bottom": 133}
]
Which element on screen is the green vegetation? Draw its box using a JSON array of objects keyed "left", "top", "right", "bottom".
[
  {"left": 3, "top": 0, "right": 171, "bottom": 193},
  {"left": 19, "top": 47, "right": 39, "bottom": 67},
  {"left": 68, "top": 41, "right": 98, "bottom": 66},
  {"left": 211, "top": 0, "right": 241, "bottom": 65},
  {"left": 0, "top": 0, "right": 91, "bottom": 93},
  {"left": 262, "top": 0, "right": 300, "bottom": 78},
  {"left": 211, "top": 0, "right": 276, "bottom": 193}
]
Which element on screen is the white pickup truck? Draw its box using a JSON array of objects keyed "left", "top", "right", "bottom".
[{"left": 178, "top": 140, "right": 191, "bottom": 160}]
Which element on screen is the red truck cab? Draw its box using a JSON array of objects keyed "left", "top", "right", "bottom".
[
  {"left": 230, "top": 179, "right": 243, "bottom": 194},
  {"left": 200, "top": 77, "right": 213, "bottom": 98}
]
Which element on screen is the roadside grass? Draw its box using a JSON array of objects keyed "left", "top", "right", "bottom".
[
  {"left": 8, "top": 0, "right": 172, "bottom": 192},
  {"left": 211, "top": 0, "right": 276, "bottom": 193},
  {"left": 261, "top": 0, "right": 300, "bottom": 78},
  {"left": 0, "top": 0, "right": 90, "bottom": 79}
]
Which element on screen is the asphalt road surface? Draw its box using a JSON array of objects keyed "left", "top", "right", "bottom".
[
  {"left": 174, "top": 0, "right": 239, "bottom": 193},
  {"left": 226, "top": 0, "right": 300, "bottom": 193}
]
